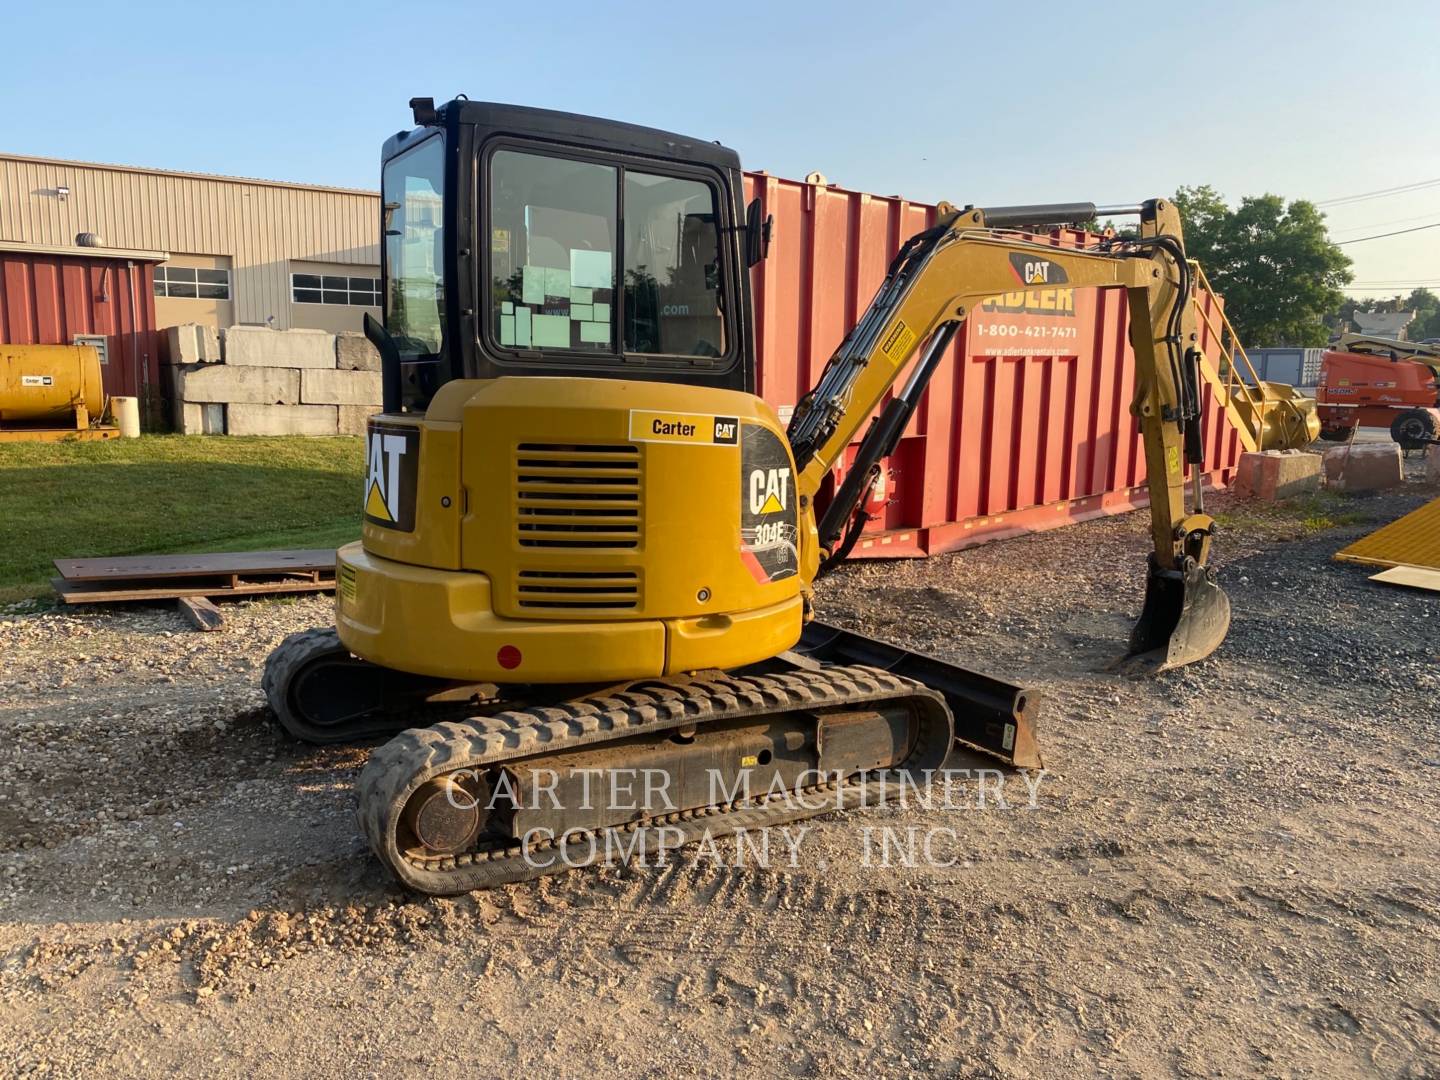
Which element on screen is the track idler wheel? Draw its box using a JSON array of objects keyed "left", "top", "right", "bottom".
[
  {"left": 1124, "top": 555, "right": 1232, "bottom": 672},
  {"left": 400, "top": 773, "right": 493, "bottom": 857}
]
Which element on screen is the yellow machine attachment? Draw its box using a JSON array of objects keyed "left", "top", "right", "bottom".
[
  {"left": 1183, "top": 262, "right": 1320, "bottom": 454},
  {"left": 1248, "top": 381, "right": 1322, "bottom": 450},
  {"left": 262, "top": 98, "right": 1267, "bottom": 894},
  {"left": 786, "top": 198, "right": 1232, "bottom": 671}
]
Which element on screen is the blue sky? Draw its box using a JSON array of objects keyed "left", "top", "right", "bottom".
[{"left": 3, "top": 0, "right": 1437, "bottom": 294}]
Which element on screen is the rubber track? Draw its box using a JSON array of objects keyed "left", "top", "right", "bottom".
[
  {"left": 357, "top": 665, "right": 955, "bottom": 895},
  {"left": 263, "top": 628, "right": 442, "bottom": 744},
  {"left": 262, "top": 629, "right": 346, "bottom": 742}
]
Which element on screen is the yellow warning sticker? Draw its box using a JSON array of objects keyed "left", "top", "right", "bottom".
[
  {"left": 879, "top": 319, "right": 916, "bottom": 363},
  {"left": 338, "top": 564, "right": 358, "bottom": 607},
  {"left": 740, "top": 754, "right": 759, "bottom": 767},
  {"left": 1166, "top": 446, "right": 1181, "bottom": 475}
]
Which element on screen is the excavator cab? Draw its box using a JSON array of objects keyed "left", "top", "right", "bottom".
[{"left": 371, "top": 98, "right": 758, "bottom": 415}]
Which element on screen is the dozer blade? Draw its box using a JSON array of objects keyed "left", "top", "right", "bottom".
[
  {"left": 772, "top": 621, "right": 1041, "bottom": 769},
  {"left": 1124, "top": 557, "right": 1232, "bottom": 672}
]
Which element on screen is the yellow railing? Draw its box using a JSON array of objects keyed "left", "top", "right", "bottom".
[{"left": 1187, "top": 263, "right": 1318, "bottom": 453}]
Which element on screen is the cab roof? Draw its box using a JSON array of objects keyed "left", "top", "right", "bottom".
[{"left": 383, "top": 99, "right": 743, "bottom": 172}]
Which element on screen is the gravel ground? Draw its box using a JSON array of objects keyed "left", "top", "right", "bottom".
[{"left": 1, "top": 474, "right": 1437, "bottom": 1078}]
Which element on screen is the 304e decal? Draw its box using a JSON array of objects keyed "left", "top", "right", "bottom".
[
  {"left": 739, "top": 423, "right": 798, "bottom": 584},
  {"left": 364, "top": 422, "right": 420, "bottom": 531}
]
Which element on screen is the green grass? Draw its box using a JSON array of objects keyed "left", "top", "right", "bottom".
[{"left": 0, "top": 435, "right": 365, "bottom": 603}]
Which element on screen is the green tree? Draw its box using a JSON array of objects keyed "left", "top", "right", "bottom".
[
  {"left": 1404, "top": 289, "right": 1440, "bottom": 340},
  {"left": 1172, "top": 185, "right": 1352, "bottom": 347}
]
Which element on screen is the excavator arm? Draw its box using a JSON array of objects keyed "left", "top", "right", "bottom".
[{"left": 788, "top": 198, "right": 1230, "bottom": 670}]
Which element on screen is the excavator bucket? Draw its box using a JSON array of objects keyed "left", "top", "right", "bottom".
[
  {"left": 1251, "top": 380, "right": 1321, "bottom": 450},
  {"left": 1124, "top": 558, "right": 1232, "bottom": 672}
]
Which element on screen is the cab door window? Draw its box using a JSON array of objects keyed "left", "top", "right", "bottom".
[
  {"left": 623, "top": 172, "right": 725, "bottom": 357},
  {"left": 489, "top": 150, "right": 617, "bottom": 353}
]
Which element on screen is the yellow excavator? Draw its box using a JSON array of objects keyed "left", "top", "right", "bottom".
[{"left": 264, "top": 98, "right": 1312, "bottom": 894}]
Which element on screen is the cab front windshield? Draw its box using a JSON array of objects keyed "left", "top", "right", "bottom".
[{"left": 382, "top": 137, "right": 445, "bottom": 360}]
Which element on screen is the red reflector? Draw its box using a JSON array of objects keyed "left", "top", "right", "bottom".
[{"left": 496, "top": 645, "right": 522, "bottom": 670}]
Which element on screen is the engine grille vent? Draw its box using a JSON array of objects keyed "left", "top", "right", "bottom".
[
  {"left": 516, "top": 569, "right": 641, "bottom": 610},
  {"left": 514, "top": 443, "right": 641, "bottom": 550}
]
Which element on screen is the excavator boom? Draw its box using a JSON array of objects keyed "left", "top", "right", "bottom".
[{"left": 788, "top": 198, "right": 1230, "bottom": 669}]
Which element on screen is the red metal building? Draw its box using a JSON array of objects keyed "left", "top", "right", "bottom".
[
  {"left": 743, "top": 173, "right": 1242, "bottom": 558},
  {"left": 0, "top": 242, "right": 164, "bottom": 406}
]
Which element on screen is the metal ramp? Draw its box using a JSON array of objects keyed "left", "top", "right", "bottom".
[{"left": 1335, "top": 497, "right": 1440, "bottom": 571}]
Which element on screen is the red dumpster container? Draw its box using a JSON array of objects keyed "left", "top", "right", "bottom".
[{"left": 743, "top": 173, "right": 1242, "bottom": 558}]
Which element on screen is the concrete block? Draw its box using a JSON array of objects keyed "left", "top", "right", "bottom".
[
  {"left": 165, "top": 323, "right": 222, "bottom": 365},
  {"left": 173, "top": 363, "right": 299, "bottom": 405},
  {"left": 302, "top": 368, "right": 382, "bottom": 406},
  {"left": 1322, "top": 442, "right": 1404, "bottom": 492},
  {"left": 226, "top": 403, "right": 338, "bottom": 436},
  {"left": 338, "top": 404, "right": 382, "bottom": 436},
  {"left": 336, "top": 331, "right": 381, "bottom": 372},
  {"left": 1233, "top": 449, "right": 1321, "bottom": 501},
  {"left": 173, "top": 397, "right": 195, "bottom": 433},
  {"left": 173, "top": 401, "right": 226, "bottom": 435},
  {"left": 223, "top": 326, "right": 336, "bottom": 369},
  {"left": 1426, "top": 443, "right": 1440, "bottom": 487}
]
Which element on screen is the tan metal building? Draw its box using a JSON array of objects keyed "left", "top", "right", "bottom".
[{"left": 0, "top": 153, "right": 381, "bottom": 335}]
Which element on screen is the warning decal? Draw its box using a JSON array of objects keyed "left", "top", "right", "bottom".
[
  {"left": 878, "top": 320, "right": 916, "bottom": 363},
  {"left": 338, "top": 563, "right": 358, "bottom": 607},
  {"left": 739, "top": 423, "right": 799, "bottom": 584},
  {"left": 364, "top": 421, "right": 420, "bottom": 531}
]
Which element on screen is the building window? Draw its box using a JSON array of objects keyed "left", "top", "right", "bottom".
[
  {"left": 292, "top": 273, "right": 380, "bottom": 307},
  {"left": 155, "top": 266, "right": 230, "bottom": 299}
]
